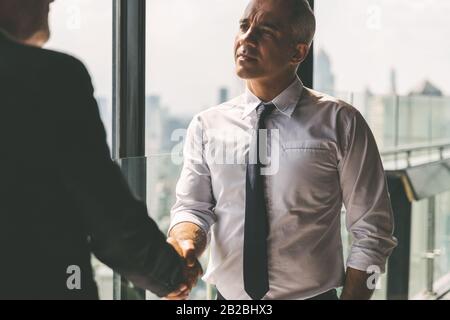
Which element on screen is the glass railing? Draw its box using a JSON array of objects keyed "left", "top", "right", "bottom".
[
  {"left": 101, "top": 92, "right": 450, "bottom": 300},
  {"left": 409, "top": 199, "right": 429, "bottom": 298},
  {"left": 106, "top": 155, "right": 450, "bottom": 300},
  {"left": 409, "top": 190, "right": 450, "bottom": 299},
  {"left": 435, "top": 192, "right": 450, "bottom": 283},
  {"left": 331, "top": 92, "right": 450, "bottom": 154},
  {"left": 88, "top": 177, "right": 447, "bottom": 301},
  {"left": 144, "top": 154, "right": 210, "bottom": 300},
  {"left": 334, "top": 91, "right": 450, "bottom": 300},
  {"left": 97, "top": 156, "right": 210, "bottom": 300}
]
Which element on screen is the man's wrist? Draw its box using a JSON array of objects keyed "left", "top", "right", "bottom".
[
  {"left": 341, "top": 267, "right": 375, "bottom": 300},
  {"left": 169, "top": 222, "right": 207, "bottom": 257}
]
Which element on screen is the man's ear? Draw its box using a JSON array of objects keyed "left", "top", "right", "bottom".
[{"left": 291, "top": 43, "right": 310, "bottom": 65}]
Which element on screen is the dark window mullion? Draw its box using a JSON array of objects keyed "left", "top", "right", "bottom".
[
  {"left": 297, "top": 0, "right": 314, "bottom": 89},
  {"left": 112, "top": 0, "right": 147, "bottom": 300}
]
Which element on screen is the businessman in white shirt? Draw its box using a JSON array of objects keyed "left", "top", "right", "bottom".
[{"left": 166, "top": 0, "right": 397, "bottom": 300}]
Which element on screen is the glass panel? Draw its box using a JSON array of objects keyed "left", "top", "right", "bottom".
[
  {"left": 315, "top": 2, "right": 450, "bottom": 299},
  {"left": 398, "top": 96, "right": 432, "bottom": 146},
  {"left": 431, "top": 97, "right": 450, "bottom": 142},
  {"left": 146, "top": 0, "right": 249, "bottom": 131},
  {"left": 435, "top": 191, "right": 450, "bottom": 282},
  {"left": 45, "top": 0, "right": 113, "bottom": 300},
  {"left": 145, "top": 0, "right": 250, "bottom": 300},
  {"left": 409, "top": 199, "right": 429, "bottom": 298},
  {"left": 314, "top": 0, "right": 450, "bottom": 98},
  {"left": 333, "top": 92, "right": 400, "bottom": 156},
  {"left": 315, "top": 0, "right": 450, "bottom": 163},
  {"left": 147, "top": 155, "right": 210, "bottom": 300}
]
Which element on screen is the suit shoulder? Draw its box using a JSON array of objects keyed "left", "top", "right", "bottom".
[
  {"left": 5, "top": 41, "right": 90, "bottom": 81},
  {"left": 40, "top": 48, "right": 90, "bottom": 79}
]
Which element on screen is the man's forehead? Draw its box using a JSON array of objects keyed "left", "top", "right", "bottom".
[{"left": 242, "top": 0, "right": 291, "bottom": 27}]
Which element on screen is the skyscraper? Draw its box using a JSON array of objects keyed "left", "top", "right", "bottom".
[
  {"left": 219, "top": 87, "right": 229, "bottom": 104},
  {"left": 314, "top": 48, "right": 335, "bottom": 95}
]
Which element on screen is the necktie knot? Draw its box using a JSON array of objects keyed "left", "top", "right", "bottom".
[{"left": 256, "top": 103, "right": 276, "bottom": 121}]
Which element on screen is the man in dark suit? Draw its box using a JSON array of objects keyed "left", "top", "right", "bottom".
[{"left": 0, "top": 0, "right": 199, "bottom": 299}]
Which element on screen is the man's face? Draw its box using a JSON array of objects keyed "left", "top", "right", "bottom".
[{"left": 234, "top": 0, "right": 298, "bottom": 81}]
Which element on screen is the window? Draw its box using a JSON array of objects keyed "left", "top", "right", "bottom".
[
  {"left": 145, "top": 0, "right": 250, "bottom": 299},
  {"left": 314, "top": 0, "right": 450, "bottom": 153},
  {"left": 314, "top": 0, "right": 450, "bottom": 299}
]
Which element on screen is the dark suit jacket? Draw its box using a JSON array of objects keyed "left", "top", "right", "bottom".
[{"left": 0, "top": 31, "right": 184, "bottom": 299}]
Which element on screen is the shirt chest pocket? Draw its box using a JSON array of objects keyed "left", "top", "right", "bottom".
[{"left": 280, "top": 141, "right": 339, "bottom": 185}]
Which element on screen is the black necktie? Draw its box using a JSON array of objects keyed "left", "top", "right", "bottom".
[{"left": 244, "top": 103, "right": 275, "bottom": 300}]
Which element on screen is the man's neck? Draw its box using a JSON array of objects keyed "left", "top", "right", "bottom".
[
  {"left": 246, "top": 73, "right": 297, "bottom": 102},
  {"left": 22, "top": 31, "right": 47, "bottom": 47},
  {"left": 0, "top": 28, "right": 46, "bottom": 47}
]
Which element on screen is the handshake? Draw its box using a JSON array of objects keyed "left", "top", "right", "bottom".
[{"left": 165, "top": 237, "right": 203, "bottom": 300}]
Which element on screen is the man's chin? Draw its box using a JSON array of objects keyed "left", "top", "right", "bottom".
[{"left": 236, "top": 68, "right": 263, "bottom": 80}]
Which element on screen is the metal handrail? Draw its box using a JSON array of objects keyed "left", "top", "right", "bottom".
[
  {"left": 381, "top": 140, "right": 450, "bottom": 157},
  {"left": 381, "top": 140, "right": 450, "bottom": 168}
]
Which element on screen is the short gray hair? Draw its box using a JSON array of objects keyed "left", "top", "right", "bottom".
[{"left": 290, "top": 0, "right": 316, "bottom": 46}]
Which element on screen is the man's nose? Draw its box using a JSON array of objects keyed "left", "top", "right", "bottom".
[{"left": 240, "top": 26, "right": 258, "bottom": 47}]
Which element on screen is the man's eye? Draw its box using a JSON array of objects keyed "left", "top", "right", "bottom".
[
  {"left": 240, "top": 24, "right": 249, "bottom": 31},
  {"left": 261, "top": 28, "right": 274, "bottom": 35}
]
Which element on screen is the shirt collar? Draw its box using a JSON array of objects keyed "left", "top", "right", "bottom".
[{"left": 241, "top": 76, "right": 303, "bottom": 119}]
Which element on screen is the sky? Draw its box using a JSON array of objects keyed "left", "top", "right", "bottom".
[
  {"left": 315, "top": 0, "right": 450, "bottom": 95},
  {"left": 45, "top": 0, "right": 450, "bottom": 117}
]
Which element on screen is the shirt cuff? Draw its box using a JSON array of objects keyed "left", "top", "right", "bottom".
[{"left": 346, "top": 249, "right": 389, "bottom": 274}]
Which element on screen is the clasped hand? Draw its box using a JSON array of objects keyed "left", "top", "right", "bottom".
[{"left": 165, "top": 237, "right": 203, "bottom": 300}]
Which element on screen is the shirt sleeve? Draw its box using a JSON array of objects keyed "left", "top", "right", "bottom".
[
  {"left": 169, "top": 115, "right": 217, "bottom": 241},
  {"left": 338, "top": 110, "right": 398, "bottom": 273}
]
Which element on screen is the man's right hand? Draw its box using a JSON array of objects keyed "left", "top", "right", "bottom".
[{"left": 165, "top": 237, "right": 203, "bottom": 300}]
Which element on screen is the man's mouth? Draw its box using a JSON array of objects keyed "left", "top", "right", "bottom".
[{"left": 237, "top": 53, "right": 258, "bottom": 62}]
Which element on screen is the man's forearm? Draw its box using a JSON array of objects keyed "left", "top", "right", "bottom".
[
  {"left": 169, "top": 222, "right": 207, "bottom": 258},
  {"left": 340, "top": 267, "right": 375, "bottom": 300}
]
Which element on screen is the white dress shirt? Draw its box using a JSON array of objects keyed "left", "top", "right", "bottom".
[{"left": 170, "top": 77, "right": 398, "bottom": 300}]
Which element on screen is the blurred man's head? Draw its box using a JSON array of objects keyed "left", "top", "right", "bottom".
[
  {"left": 234, "top": 0, "right": 315, "bottom": 81},
  {"left": 0, "top": 0, "right": 54, "bottom": 47}
]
